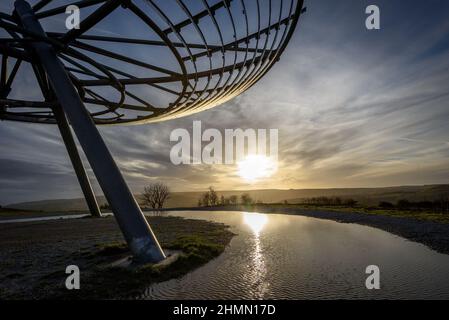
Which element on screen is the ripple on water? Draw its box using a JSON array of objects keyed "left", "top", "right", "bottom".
[{"left": 141, "top": 211, "right": 449, "bottom": 300}]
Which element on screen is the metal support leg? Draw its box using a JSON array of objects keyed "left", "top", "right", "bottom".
[
  {"left": 53, "top": 107, "right": 102, "bottom": 218},
  {"left": 15, "top": 0, "right": 165, "bottom": 263}
]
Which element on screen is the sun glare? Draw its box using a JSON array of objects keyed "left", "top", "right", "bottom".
[
  {"left": 237, "top": 155, "right": 277, "bottom": 182},
  {"left": 243, "top": 212, "right": 268, "bottom": 235}
]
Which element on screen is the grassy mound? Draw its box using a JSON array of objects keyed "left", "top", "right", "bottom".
[
  {"left": 0, "top": 216, "right": 234, "bottom": 300},
  {"left": 56, "top": 234, "right": 229, "bottom": 299}
]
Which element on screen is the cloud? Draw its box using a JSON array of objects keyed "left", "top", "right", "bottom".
[{"left": 1, "top": 0, "right": 449, "bottom": 203}]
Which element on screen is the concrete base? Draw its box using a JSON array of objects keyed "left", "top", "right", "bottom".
[{"left": 109, "top": 249, "right": 182, "bottom": 270}]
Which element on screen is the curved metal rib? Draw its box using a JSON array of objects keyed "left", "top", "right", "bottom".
[{"left": 0, "top": 0, "right": 305, "bottom": 124}]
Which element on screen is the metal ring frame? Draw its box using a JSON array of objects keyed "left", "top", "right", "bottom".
[{"left": 0, "top": 0, "right": 304, "bottom": 125}]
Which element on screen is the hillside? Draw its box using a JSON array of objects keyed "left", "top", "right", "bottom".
[{"left": 6, "top": 184, "right": 449, "bottom": 212}]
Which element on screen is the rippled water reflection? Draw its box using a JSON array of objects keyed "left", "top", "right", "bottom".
[{"left": 142, "top": 211, "right": 449, "bottom": 299}]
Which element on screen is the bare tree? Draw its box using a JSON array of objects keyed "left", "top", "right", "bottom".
[
  {"left": 142, "top": 186, "right": 156, "bottom": 209},
  {"left": 241, "top": 193, "right": 253, "bottom": 205},
  {"left": 209, "top": 186, "right": 218, "bottom": 206},
  {"left": 201, "top": 192, "right": 210, "bottom": 207},
  {"left": 229, "top": 195, "right": 238, "bottom": 205},
  {"left": 142, "top": 182, "right": 170, "bottom": 209},
  {"left": 198, "top": 186, "right": 220, "bottom": 207}
]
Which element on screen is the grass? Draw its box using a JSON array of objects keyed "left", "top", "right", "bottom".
[
  {"left": 196, "top": 203, "right": 449, "bottom": 224},
  {"left": 241, "top": 203, "right": 449, "bottom": 224},
  {"left": 0, "top": 215, "right": 234, "bottom": 300},
  {"left": 47, "top": 234, "right": 232, "bottom": 299},
  {"left": 298, "top": 205, "right": 449, "bottom": 223},
  {"left": 0, "top": 207, "right": 84, "bottom": 220}
]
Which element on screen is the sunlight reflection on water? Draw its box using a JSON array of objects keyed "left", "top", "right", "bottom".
[
  {"left": 243, "top": 212, "right": 268, "bottom": 235},
  {"left": 142, "top": 211, "right": 449, "bottom": 300},
  {"left": 243, "top": 212, "right": 269, "bottom": 298}
]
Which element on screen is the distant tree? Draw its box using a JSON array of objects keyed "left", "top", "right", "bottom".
[
  {"left": 397, "top": 199, "right": 411, "bottom": 209},
  {"left": 142, "top": 182, "right": 170, "bottom": 209},
  {"left": 241, "top": 193, "right": 253, "bottom": 205},
  {"left": 201, "top": 192, "right": 211, "bottom": 207},
  {"left": 220, "top": 195, "right": 225, "bottom": 206},
  {"left": 198, "top": 186, "right": 221, "bottom": 207},
  {"left": 143, "top": 187, "right": 156, "bottom": 209},
  {"left": 438, "top": 194, "right": 449, "bottom": 214},
  {"left": 209, "top": 187, "right": 218, "bottom": 206},
  {"left": 379, "top": 201, "right": 394, "bottom": 209},
  {"left": 334, "top": 197, "right": 342, "bottom": 205},
  {"left": 221, "top": 197, "right": 231, "bottom": 205},
  {"left": 343, "top": 198, "right": 358, "bottom": 207},
  {"left": 415, "top": 201, "right": 433, "bottom": 210},
  {"left": 229, "top": 195, "right": 238, "bottom": 205}
]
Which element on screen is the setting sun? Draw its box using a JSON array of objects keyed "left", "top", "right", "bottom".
[
  {"left": 237, "top": 155, "right": 278, "bottom": 182},
  {"left": 2, "top": 0, "right": 448, "bottom": 303}
]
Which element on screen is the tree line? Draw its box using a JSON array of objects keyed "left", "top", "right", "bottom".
[
  {"left": 198, "top": 187, "right": 255, "bottom": 207},
  {"left": 379, "top": 196, "right": 449, "bottom": 213},
  {"left": 299, "top": 197, "right": 358, "bottom": 207},
  {"left": 104, "top": 182, "right": 449, "bottom": 215}
]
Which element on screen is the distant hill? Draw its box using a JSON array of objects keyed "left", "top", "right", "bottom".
[{"left": 6, "top": 184, "right": 449, "bottom": 212}]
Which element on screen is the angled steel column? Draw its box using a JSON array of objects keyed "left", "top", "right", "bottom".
[
  {"left": 14, "top": 0, "right": 165, "bottom": 263},
  {"left": 53, "top": 106, "right": 102, "bottom": 218}
]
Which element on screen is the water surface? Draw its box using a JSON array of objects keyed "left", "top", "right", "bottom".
[
  {"left": 141, "top": 211, "right": 449, "bottom": 299},
  {"left": 2, "top": 210, "right": 448, "bottom": 299}
]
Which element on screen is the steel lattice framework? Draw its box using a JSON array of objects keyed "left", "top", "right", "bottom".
[
  {"left": 1, "top": 0, "right": 304, "bottom": 125},
  {"left": 0, "top": 0, "right": 303, "bottom": 263}
]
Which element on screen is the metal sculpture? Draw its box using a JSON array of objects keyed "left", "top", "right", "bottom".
[{"left": 0, "top": 0, "right": 304, "bottom": 262}]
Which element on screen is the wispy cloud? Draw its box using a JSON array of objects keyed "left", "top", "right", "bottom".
[{"left": 1, "top": 0, "right": 449, "bottom": 204}]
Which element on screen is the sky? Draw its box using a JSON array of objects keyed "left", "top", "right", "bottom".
[{"left": 1, "top": 0, "right": 449, "bottom": 205}]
